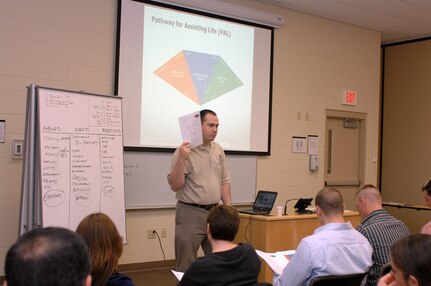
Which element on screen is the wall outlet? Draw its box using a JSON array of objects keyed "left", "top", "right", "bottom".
[
  {"left": 147, "top": 229, "right": 156, "bottom": 239},
  {"left": 161, "top": 228, "right": 167, "bottom": 238}
]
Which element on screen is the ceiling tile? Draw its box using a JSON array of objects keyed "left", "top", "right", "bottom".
[{"left": 257, "top": 0, "right": 431, "bottom": 43}]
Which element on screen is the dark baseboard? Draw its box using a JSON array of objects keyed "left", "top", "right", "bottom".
[
  {"left": 118, "top": 259, "right": 176, "bottom": 272},
  {"left": 0, "top": 260, "right": 177, "bottom": 283}
]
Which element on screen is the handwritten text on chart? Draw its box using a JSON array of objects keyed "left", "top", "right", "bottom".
[
  {"left": 39, "top": 92, "right": 123, "bottom": 212},
  {"left": 37, "top": 88, "right": 126, "bottom": 237}
]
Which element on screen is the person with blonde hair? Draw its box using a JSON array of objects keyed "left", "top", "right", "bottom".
[{"left": 76, "top": 213, "right": 134, "bottom": 286}]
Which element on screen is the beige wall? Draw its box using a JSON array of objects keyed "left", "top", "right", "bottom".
[
  {"left": 0, "top": 0, "right": 381, "bottom": 274},
  {"left": 382, "top": 40, "right": 431, "bottom": 233}
]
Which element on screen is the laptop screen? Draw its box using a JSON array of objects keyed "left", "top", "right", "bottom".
[{"left": 253, "top": 190, "right": 277, "bottom": 211}]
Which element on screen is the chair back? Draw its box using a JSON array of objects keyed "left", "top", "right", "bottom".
[
  {"left": 309, "top": 273, "right": 367, "bottom": 286},
  {"left": 378, "top": 263, "right": 391, "bottom": 278}
]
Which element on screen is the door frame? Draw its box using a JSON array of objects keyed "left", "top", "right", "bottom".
[{"left": 325, "top": 109, "right": 366, "bottom": 190}]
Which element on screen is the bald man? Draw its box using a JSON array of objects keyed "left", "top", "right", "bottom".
[{"left": 355, "top": 184, "right": 410, "bottom": 286}]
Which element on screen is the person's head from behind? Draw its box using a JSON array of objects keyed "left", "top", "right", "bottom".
[
  {"left": 4, "top": 227, "right": 91, "bottom": 286},
  {"left": 200, "top": 109, "right": 219, "bottom": 144},
  {"left": 389, "top": 234, "right": 431, "bottom": 286},
  {"left": 315, "top": 187, "right": 344, "bottom": 219},
  {"left": 207, "top": 205, "right": 239, "bottom": 242},
  {"left": 76, "top": 213, "right": 123, "bottom": 286},
  {"left": 421, "top": 179, "right": 431, "bottom": 208},
  {"left": 355, "top": 184, "right": 382, "bottom": 218}
]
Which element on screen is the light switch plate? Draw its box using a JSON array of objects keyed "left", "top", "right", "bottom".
[{"left": 12, "top": 139, "right": 24, "bottom": 159}]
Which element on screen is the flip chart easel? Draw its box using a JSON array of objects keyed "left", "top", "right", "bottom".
[{"left": 19, "top": 85, "right": 126, "bottom": 240}]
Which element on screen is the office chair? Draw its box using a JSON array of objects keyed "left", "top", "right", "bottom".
[
  {"left": 378, "top": 263, "right": 392, "bottom": 279},
  {"left": 309, "top": 272, "right": 367, "bottom": 286}
]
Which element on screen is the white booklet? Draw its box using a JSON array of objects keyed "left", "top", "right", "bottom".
[
  {"left": 178, "top": 111, "right": 203, "bottom": 148},
  {"left": 171, "top": 270, "right": 184, "bottom": 281},
  {"left": 256, "top": 249, "right": 296, "bottom": 275}
]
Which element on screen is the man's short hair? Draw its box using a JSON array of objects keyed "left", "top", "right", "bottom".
[
  {"left": 207, "top": 205, "right": 239, "bottom": 241},
  {"left": 356, "top": 184, "right": 382, "bottom": 203},
  {"left": 421, "top": 179, "right": 431, "bottom": 196},
  {"left": 315, "top": 187, "right": 344, "bottom": 216},
  {"left": 200, "top": 109, "right": 217, "bottom": 123},
  {"left": 358, "top": 184, "right": 378, "bottom": 193},
  {"left": 4, "top": 227, "right": 90, "bottom": 286}
]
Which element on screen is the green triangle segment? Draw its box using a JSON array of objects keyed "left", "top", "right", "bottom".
[{"left": 202, "top": 58, "right": 243, "bottom": 105}]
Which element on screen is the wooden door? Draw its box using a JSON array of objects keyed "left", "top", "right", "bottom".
[{"left": 325, "top": 115, "right": 364, "bottom": 210}]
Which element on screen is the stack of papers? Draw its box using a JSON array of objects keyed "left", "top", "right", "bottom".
[{"left": 256, "top": 249, "right": 296, "bottom": 275}]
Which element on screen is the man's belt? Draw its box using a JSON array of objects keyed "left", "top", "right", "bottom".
[{"left": 179, "top": 201, "right": 217, "bottom": 211}]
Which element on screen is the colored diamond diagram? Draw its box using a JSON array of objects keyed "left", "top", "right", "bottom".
[{"left": 154, "top": 50, "right": 243, "bottom": 105}]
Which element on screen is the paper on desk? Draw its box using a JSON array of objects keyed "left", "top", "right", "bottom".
[
  {"left": 171, "top": 270, "right": 184, "bottom": 281},
  {"left": 256, "top": 249, "right": 296, "bottom": 275},
  {"left": 178, "top": 111, "right": 203, "bottom": 148}
]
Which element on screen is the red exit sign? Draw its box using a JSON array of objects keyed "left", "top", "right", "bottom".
[{"left": 342, "top": 90, "right": 358, "bottom": 106}]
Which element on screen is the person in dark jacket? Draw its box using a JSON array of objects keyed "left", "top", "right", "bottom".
[{"left": 179, "top": 205, "right": 261, "bottom": 286}]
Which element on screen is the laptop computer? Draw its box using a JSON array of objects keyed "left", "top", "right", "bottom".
[{"left": 239, "top": 190, "right": 278, "bottom": 215}]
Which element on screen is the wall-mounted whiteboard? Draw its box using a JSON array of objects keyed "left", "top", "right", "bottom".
[
  {"left": 124, "top": 151, "right": 257, "bottom": 209},
  {"left": 36, "top": 87, "right": 126, "bottom": 239}
]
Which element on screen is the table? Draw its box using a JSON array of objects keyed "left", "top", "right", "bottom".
[
  {"left": 234, "top": 211, "right": 361, "bottom": 283},
  {"left": 382, "top": 201, "right": 430, "bottom": 211}
]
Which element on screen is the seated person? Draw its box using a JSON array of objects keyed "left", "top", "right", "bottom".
[
  {"left": 273, "top": 187, "right": 372, "bottom": 286},
  {"left": 378, "top": 234, "right": 431, "bottom": 286},
  {"left": 3, "top": 227, "right": 91, "bottom": 286},
  {"left": 420, "top": 179, "right": 431, "bottom": 234},
  {"left": 76, "top": 213, "right": 134, "bottom": 286},
  {"left": 355, "top": 184, "right": 410, "bottom": 286},
  {"left": 179, "top": 205, "right": 261, "bottom": 286}
]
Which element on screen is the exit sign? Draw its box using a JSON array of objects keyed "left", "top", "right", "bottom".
[{"left": 342, "top": 90, "right": 358, "bottom": 106}]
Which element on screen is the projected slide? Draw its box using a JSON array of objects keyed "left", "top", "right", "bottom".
[
  {"left": 154, "top": 50, "right": 243, "bottom": 105},
  {"left": 141, "top": 5, "right": 255, "bottom": 149},
  {"left": 117, "top": 0, "right": 273, "bottom": 153}
]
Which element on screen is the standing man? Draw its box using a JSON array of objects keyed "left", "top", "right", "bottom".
[
  {"left": 355, "top": 184, "right": 410, "bottom": 286},
  {"left": 168, "top": 109, "right": 231, "bottom": 273},
  {"left": 273, "top": 187, "right": 372, "bottom": 286}
]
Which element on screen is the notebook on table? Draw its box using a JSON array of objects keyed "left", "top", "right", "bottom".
[{"left": 239, "top": 190, "right": 278, "bottom": 215}]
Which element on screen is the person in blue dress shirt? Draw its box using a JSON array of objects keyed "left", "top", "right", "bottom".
[{"left": 273, "top": 187, "right": 373, "bottom": 286}]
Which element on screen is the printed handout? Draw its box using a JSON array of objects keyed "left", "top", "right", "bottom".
[
  {"left": 256, "top": 249, "right": 296, "bottom": 275},
  {"left": 171, "top": 270, "right": 184, "bottom": 281},
  {"left": 178, "top": 111, "right": 203, "bottom": 148}
]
